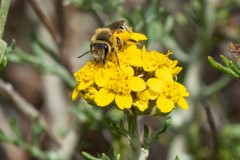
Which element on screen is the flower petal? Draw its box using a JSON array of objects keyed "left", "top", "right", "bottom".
[
  {"left": 95, "top": 88, "right": 115, "bottom": 107},
  {"left": 178, "top": 98, "right": 188, "bottom": 110},
  {"left": 94, "top": 68, "right": 109, "bottom": 87},
  {"left": 72, "top": 87, "right": 80, "bottom": 100},
  {"left": 145, "top": 88, "right": 159, "bottom": 100},
  {"left": 120, "top": 65, "right": 134, "bottom": 77},
  {"left": 124, "top": 45, "right": 143, "bottom": 67},
  {"left": 78, "top": 80, "right": 94, "bottom": 90},
  {"left": 156, "top": 96, "right": 174, "bottom": 113},
  {"left": 155, "top": 67, "right": 173, "bottom": 82},
  {"left": 130, "top": 32, "right": 148, "bottom": 41},
  {"left": 172, "top": 66, "right": 182, "bottom": 75},
  {"left": 142, "top": 45, "right": 147, "bottom": 53},
  {"left": 147, "top": 78, "right": 163, "bottom": 93},
  {"left": 83, "top": 87, "right": 98, "bottom": 101},
  {"left": 115, "top": 94, "right": 132, "bottom": 110},
  {"left": 177, "top": 83, "right": 189, "bottom": 97},
  {"left": 134, "top": 101, "right": 148, "bottom": 112},
  {"left": 129, "top": 77, "right": 146, "bottom": 92}
]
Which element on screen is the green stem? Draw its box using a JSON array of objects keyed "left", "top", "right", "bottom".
[
  {"left": 201, "top": 75, "right": 232, "bottom": 97},
  {"left": 127, "top": 114, "right": 141, "bottom": 160},
  {"left": 0, "top": 0, "right": 11, "bottom": 38}
]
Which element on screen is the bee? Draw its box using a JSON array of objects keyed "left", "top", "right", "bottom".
[{"left": 78, "top": 20, "right": 130, "bottom": 66}]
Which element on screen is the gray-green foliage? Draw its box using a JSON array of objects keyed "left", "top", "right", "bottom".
[
  {"left": 0, "top": 0, "right": 12, "bottom": 72},
  {"left": 208, "top": 55, "right": 240, "bottom": 78},
  {"left": 0, "top": 118, "right": 60, "bottom": 160},
  {"left": 0, "top": 39, "right": 8, "bottom": 71},
  {"left": 219, "top": 125, "right": 240, "bottom": 160}
]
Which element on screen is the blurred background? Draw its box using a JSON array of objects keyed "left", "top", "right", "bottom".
[{"left": 0, "top": 0, "right": 240, "bottom": 159}]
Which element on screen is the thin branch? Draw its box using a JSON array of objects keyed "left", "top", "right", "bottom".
[
  {"left": 54, "top": 0, "right": 73, "bottom": 72},
  {"left": 201, "top": 75, "right": 232, "bottom": 97},
  {"left": 201, "top": 98, "right": 218, "bottom": 160},
  {"left": 27, "top": 0, "right": 62, "bottom": 48},
  {"left": 54, "top": 0, "right": 65, "bottom": 44},
  {"left": 27, "top": 0, "right": 73, "bottom": 74},
  {"left": 57, "top": 125, "right": 80, "bottom": 160},
  {"left": 0, "top": 79, "right": 62, "bottom": 146},
  {"left": 32, "top": 35, "right": 70, "bottom": 72}
]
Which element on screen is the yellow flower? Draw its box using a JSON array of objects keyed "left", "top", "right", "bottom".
[
  {"left": 94, "top": 63, "right": 146, "bottom": 109},
  {"left": 119, "top": 45, "right": 143, "bottom": 67},
  {"left": 133, "top": 90, "right": 150, "bottom": 112},
  {"left": 72, "top": 61, "right": 100, "bottom": 100},
  {"left": 83, "top": 87, "right": 98, "bottom": 102},
  {"left": 147, "top": 67, "right": 189, "bottom": 113},
  {"left": 72, "top": 27, "right": 189, "bottom": 114},
  {"left": 142, "top": 50, "right": 182, "bottom": 76}
]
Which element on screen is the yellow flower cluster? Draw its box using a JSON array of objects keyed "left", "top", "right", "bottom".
[{"left": 72, "top": 29, "right": 189, "bottom": 114}]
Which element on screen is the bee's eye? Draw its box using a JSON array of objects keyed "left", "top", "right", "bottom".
[{"left": 104, "top": 44, "right": 109, "bottom": 53}]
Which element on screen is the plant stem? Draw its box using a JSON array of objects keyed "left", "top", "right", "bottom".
[
  {"left": 0, "top": 79, "right": 62, "bottom": 145},
  {"left": 127, "top": 114, "right": 141, "bottom": 160},
  {"left": 27, "top": 0, "right": 62, "bottom": 47},
  {"left": 201, "top": 98, "right": 219, "bottom": 160},
  {"left": 0, "top": 0, "right": 11, "bottom": 39}
]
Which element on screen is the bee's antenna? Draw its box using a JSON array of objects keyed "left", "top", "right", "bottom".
[
  {"left": 77, "top": 50, "right": 99, "bottom": 58},
  {"left": 77, "top": 51, "right": 92, "bottom": 58}
]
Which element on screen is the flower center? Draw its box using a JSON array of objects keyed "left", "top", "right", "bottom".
[
  {"left": 75, "top": 62, "right": 96, "bottom": 82},
  {"left": 105, "top": 73, "right": 131, "bottom": 95}
]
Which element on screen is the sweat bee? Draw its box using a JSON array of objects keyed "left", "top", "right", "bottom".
[{"left": 78, "top": 20, "right": 131, "bottom": 66}]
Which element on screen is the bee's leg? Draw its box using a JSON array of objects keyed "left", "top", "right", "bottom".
[
  {"left": 100, "top": 59, "right": 105, "bottom": 68},
  {"left": 116, "top": 37, "right": 124, "bottom": 51},
  {"left": 101, "top": 52, "right": 106, "bottom": 68},
  {"left": 94, "top": 58, "right": 98, "bottom": 63},
  {"left": 113, "top": 48, "right": 120, "bottom": 66}
]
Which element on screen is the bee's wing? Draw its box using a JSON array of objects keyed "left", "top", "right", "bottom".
[{"left": 107, "top": 20, "right": 125, "bottom": 31}]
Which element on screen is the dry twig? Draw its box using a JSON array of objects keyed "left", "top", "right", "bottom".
[
  {"left": 27, "top": 0, "right": 62, "bottom": 48},
  {"left": 0, "top": 79, "right": 62, "bottom": 146}
]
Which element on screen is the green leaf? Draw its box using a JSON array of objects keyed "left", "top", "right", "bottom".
[
  {"left": 116, "top": 154, "right": 121, "bottom": 160},
  {"left": 0, "top": 55, "right": 7, "bottom": 71},
  {"left": 0, "top": 39, "right": 15, "bottom": 72},
  {"left": 148, "top": 117, "right": 171, "bottom": 146},
  {"left": 208, "top": 56, "right": 240, "bottom": 78},
  {"left": 107, "top": 148, "right": 116, "bottom": 160},
  {"left": 208, "top": 56, "right": 226, "bottom": 72},
  {"left": 0, "top": 39, "right": 7, "bottom": 71},
  {"left": 82, "top": 151, "right": 101, "bottom": 160},
  {"left": 0, "top": 0, "right": 11, "bottom": 38},
  {"left": 119, "top": 120, "right": 124, "bottom": 129},
  {"left": 102, "top": 153, "right": 110, "bottom": 160},
  {"left": 102, "top": 120, "right": 128, "bottom": 138},
  {"left": 175, "top": 155, "right": 180, "bottom": 160},
  {"left": 216, "top": 63, "right": 234, "bottom": 74},
  {"left": 229, "top": 61, "right": 240, "bottom": 78},
  {"left": 0, "top": 130, "right": 10, "bottom": 142},
  {"left": 162, "top": 16, "right": 174, "bottom": 34},
  {"left": 9, "top": 118, "right": 22, "bottom": 140},
  {"left": 32, "top": 118, "right": 44, "bottom": 146},
  {"left": 220, "top": 55, "right": 230, "bottom": 68}
]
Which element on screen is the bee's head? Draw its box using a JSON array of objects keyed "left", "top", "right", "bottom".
[
  {"left": 78, "top": 41, "right": 111, "bottom": 66},
  {"left": 90, "top": 41, "right": 111, "bottom": 65},
  {"left": 90, "top": 41, "right": 110, "bottom": 55}
]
